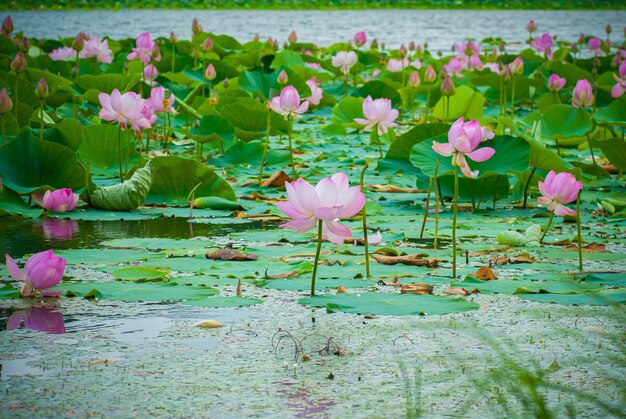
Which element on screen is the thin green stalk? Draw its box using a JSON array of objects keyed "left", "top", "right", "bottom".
[
  {"left": 539, "top": 211, "right": 555, "bottom": 244},
  {"left": 586, "top": 133, "right": 597, "bottom": 165},
  {"left": 522, "top": 166, "right": 537, "bottom": 209},
  {"left": 171, "top": 44, "right": 176, "bottom": 72},
  {"left": 117, "top": 125, "right": 124, "bottom": 183},
  {"left": 499, "top": 78, "right": 503, "bottom": 116},
  {"left": 553, "top": 91, "right": 560, "bottom": 104},
  {"left": 125, "top": 129, "right": 131, "bottom": 175},
  {"left": 287, "top": 114, "right": 297, "bottom": 179},
  {"left": 360, "top": 163, "right": 370, "bottom": 278},
  {"left": 39, "top": 100, "right": 46, "bottom": 142},
  {"left": 433, "top": 158, "right": 441, "bottom": 249},
  {"left": 310, "top": 220, "right": 323, "bottom": 296},
  {"left": 425, "top": 88, "right": 430, "bottom": 122},
  {"left": 477, "top": 177, "right": 487, "bottom": 210},
  {"left": 452, "top": 164, "right": 459, "bottom": 278},
  {"left": 576, "top": 192, "right": 583, "bottom": 271},
  {"left": 163, "top": 111, "right": 169, "bottom": 154},
  {"left": 258, "top": 106, "right": 271, "bottom": 185},
  {"left": 371, "top": 129, "right": 383, "bottom": 158},
  {"left": 419, "top": 176, "right": 433, "bottom": 240},
  {"left": 510, "top": 77, "right": 516, "bottom": 114},
  {"left": 202, "top": 59, "right": 206, "bottom": 97},
  {"left": 444, "top": 95, "right": 450, "bottom": 122},
  {"left": 343, "top": 76, "right": 348, "bottom": 97},
  {"left": 555, "top": 138, "right": 561, "bottom": 156}
]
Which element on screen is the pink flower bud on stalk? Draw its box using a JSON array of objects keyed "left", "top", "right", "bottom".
[
  {"left": 408, "top": 40, "right": 416, "bottom": 51},
  {"left": 144, "top": 64, "right": 158, "bottom": 85},
  {"left": 424, "top": 64, "right": 436, "bottom": 83},
  {"left": 201, "top": 36, "right": 213, "bottom": 52},
  {"left": 408, "top": 71, "right": 420, "bottom": 88},
  {"left": 72, "top": 32, "right": 86, "bottom": 51},
  {"left": 353, "top": 31, "right": 366, "bottom": 48},
  {"left": 0, "top": 88, "right": 13, "bottom": 114},
  {"left": 32, "top": 188, "right": 79, "bottom": 212},
  {"left": 527, "top": 20, "right": 537, "bottom": 34},
  {"left": 440, "top": 74, "right": 455, "bottom": 96},
  {"left": 371, "top": 38, "right": 378, "bottom": 49},
  {"left": 501, "top": 64, "right": 513, "bottom": 83},
  {"left": 191, "top": 18, "right": 203, "bottom": 38},
  {"left": 399, "top": 44, "right": 408, "bottom": 57},
  {"left": 606, "top": 24, "right": 612, "bottom": 36},
  {"left": 548, "top": 74, "right": 567, "bottom": 92},
  {"left": 288, "top": 30, "right": 297, "bottom": 44},
  {"left": 510, "top": 56, "right": 524, "bottom": 75},
  {"left": 35, "top": 78, "right": 48, "bottom": 100},
  {"left": 5, "top": 250, "right": 66, "bottom": 297},
  {"left": 10, "top": 51, "right": 26, "bottom": 73},
  {"left": 253, "top": 33, "right": 260, "bottom": 41},
  {"left": 572, "top": 79, "right": 594, "bottom": 108},
  {"left": 277, "top": 69, "right": 289, "bottom": 85},
  {"left": 205, "top": 63, "right": 216, "bottom": 81},
  {"left": 1, "top": 15, "right": 14, "bottom": 36}
]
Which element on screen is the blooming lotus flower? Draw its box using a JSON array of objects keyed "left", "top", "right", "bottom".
[
  {"left": 572, "top": 79, "right": 594, "bottom": 109},
  {"left": 354, "top": 31, "right": 366, "bottom": 48},
  {"left": 32, "top": 189, "right": 79, "bottom": 212},
  {"left": 537, "top": 170, "right": 583, "bottom": 216},
  {"left": 611, "top": 60, "right": 626, "bottom": 98},
  {"left": 128, "top": 32, "right": 161, "bottom": 63},
  {"left": 443, "top": 57, "right": 466, "bottom": 77},
  {"left": 146, "top": 87, "right": 176, "bottom": 114},
  {"left": 1, "top": 15, "right": 13, "bottom": 36},
  {"left": 331, "top": 51, "right": 358, "bottom": 75},
  {"left": 484, "top": 62, "right": 501, "bottom": 74},
  {"left": 99, "top": 88, "right": 152, "bottom": 131},
  {"left": 269, "top": 85, "right": 309, "bottom": 119},
  {"left": 276, "top": 173, "right": 366, "bottom": 244},
  {"left": 548, "top": 74, "right": 567, "bottom": 91},
  {"left": 531, "top": 33, "right": 554, "bottom": 60},
  {"left": 305, "top": 79, "right": 323, "bottom": 106},
  {"left": 387, "top": 58, "right": 407, "bottom": 72},
  {"left": 354, "top": 96, "right": 399, "bottom": 135},
  {"left": 588, "top": 37, "right": 604, "bottom": 56},
  {"left": 424, "top": 64, "right": 437, "bottom": 83},
  {"left": 510, "top": 57, "right": 524, "bottom": 75},
  {"left": 80, "top": 38, "right": 113, "bottom": 63},
  {"left": 0, "top": 88, "right": 12, "bottom": 114},
  {"left": 7, "top": 307, "right": 66, "bottom": 334},
  {"left": 49, "top": 46, "right": 76, "bottom": 61},
  {"left": 432, "top": 117, "right": 496, "bottom": 178},
  {"left": 5, "top": 250, "right": 66, "bottom": 297}
]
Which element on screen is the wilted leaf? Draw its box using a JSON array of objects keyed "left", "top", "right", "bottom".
[
  {"left": 564, "top": 243, "right": 608, "bottom": 253},
  {"left": 91, "top": 162, "right": 154, "bottom": 211},
  {"left": 261, "top": 170, "right": 292, "bottom": 187},
  {"left": 472, "top": 266, "right": 497, "bottom": 280},
  {"left": 445, "top": 287, "right": 472, "bottom": 296},
  {"left": 371, "top": 253, "right": 439, "bottom": 268},
  {"left": 400, "top": 283, "right": 433, "bottom": 295},
  {"left": 206, "top": 248, "right": 258, "bottom": 261}
]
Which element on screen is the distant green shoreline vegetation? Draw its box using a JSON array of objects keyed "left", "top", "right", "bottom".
[{"left": 2, "top": 0, "right": 626, "bottom": 11}]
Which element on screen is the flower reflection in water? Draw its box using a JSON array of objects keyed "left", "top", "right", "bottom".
[
  {"left": 6, "top": 306, "right": 66, "bottom": 334},
  {"left": 42, "top": 217, "right": 79, "bottom": 241}
]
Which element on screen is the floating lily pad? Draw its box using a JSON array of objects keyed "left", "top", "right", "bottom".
[
  {"left": 54, "top": 281, "right": 218, "bottom": 302},
  {"left": 111, "top": 266, "right": 169, "bottom": 281}
]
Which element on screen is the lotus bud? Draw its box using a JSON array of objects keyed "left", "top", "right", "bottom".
[
  {"left": 440, "top": 74, "right": 455, "bottom": 96},
  {"left": 35, "top": 78, "right": 49, "bottom": 100},
  {"left": 1, "top": 15, "right": 13, "bottom": 36},
  {"left": 510, "top": 56, "right": 524, "bottom": 75},
  {"left": 408, "top": 40, "right": 416, "bottom": 51},
  {"left": 437, "top": 50, "right": 442, "bottom": 58},
  {"left": 572, "top": 79, "right": 594, "bottom": 109},
  {"left": 424, "top": 64, "right": 436, "bottom": 83},
  {"left": 202, "top": 63, "right": 215, "bottom": 81},
  {"left": 72, "top": 32, "right": 86, "bottom": 51},
  {"left": 606, "top": 24, "right": 612, "bottom": 35},
  {"left": 353, "top": 31, "right": 366, "bottom": 48},
  {"left": 201, "top": 36, "right": 213, "bottom": 52},
  {"left": 463, "top": 42, "right": 476, "bottom": 57},
  {"left": 191, "top": 18, "right": 203, "bottom": 37},
  {"left": 277, "top": 69, "right": 289, "bottom": 85},
  {"left": 416, "top": 45, "right": 423, "bottom": 54},
  {"left": 408, "top": 71, "right": 420, "bottom": 88},
  {"left": 223, "top": 77, "right": 229, "bottom": 88},
  {"left": 370, "top": 38, "right": 378, "bottom": 49},
  {"left": 17, "top": 36, "right": 29, "bottom": 52},
  {"left": 547, "top": 74, "right": 566, "bottom": 91},
  {"left": 399, "top": 44, "right": 408, "bottom": 57},
  {"left": 501, "top": 64, "right": 513, "bottom": 83},
  {"left": 288, "top": 31, "right": 297, "bottom": 44},
  {"left": 0, "top": 88, "right": 13, "bottom": 114},
  {"left": 527, "top": 20, "right": 537, "bottom": 33},
  {"left": 381, "top": 42, "right": 386, "bottom": 51},
  {"left": 10, "top": 51, "right": 26, "bottom": 73},
  {"left": 253, "top": 33, "right": 260, "bottom": 41},
  {"left": 144, "top": 64, "right": 157, "bottom": 83},
  {"left": 424, "top": 42, "right": 429, "bottom": 50}
]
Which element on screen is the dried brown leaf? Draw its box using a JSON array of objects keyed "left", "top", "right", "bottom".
[
  {"left": 88, "top": 359, "right": 115, "bottom": 366},
  {"left": 265, "top": 269, "right": 301, "bottom": 279},
  {"left": 336, "top": 286, "right": 348, "bottom": 293},
  {"left": 364, "top": 184, "right": 424, "bottom": 193},
  {"left": 261, "top": 170, "right": 292, "bottom": 188},
  {"left": 472, "top": 266, "right": 498, "bottom": 280},
  {"left": 371, "top": 253, "right": 439, "bottom": 268},
  {"left": 400, "top": 283, "right": 433, "bottom": 295},
  {"left": 236, "top": 278, "right": 242, "bottom": 296},
  {"left": 445, "top": 287, "right": 472, "bottom": 296},
  {"left": 193, "top": 320, "right": 224, "bottom": 328},
  {"left": 206, "top": 248, "right": 258, "bottom": 261},
  {"left": 564, "top": 243, "right": 608, "bottom": 253}
]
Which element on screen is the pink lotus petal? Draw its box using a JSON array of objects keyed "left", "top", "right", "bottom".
[
  {"left": 466, "top": 147, "right": 495, "bottom": 162},
  {"left": 5, "top": 254, "right": 23, "bottom": 280},
  {"left": 432, "top": 141, "right": 453, "bottom": 157},
  {"left": 322, "top": 220, "right": 351, "bottom": 245}
]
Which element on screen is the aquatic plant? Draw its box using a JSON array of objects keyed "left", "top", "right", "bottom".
[
  {"left": 32, "top": 188, "right": 79, "bottom": 213},
  {"left": 5, "top": 250, "right": 66, "bottom": 297}
]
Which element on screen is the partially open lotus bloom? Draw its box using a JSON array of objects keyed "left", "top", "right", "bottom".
[
  {"left": 531, "top": 33, "right": 554, "bottom": 60},
  {"left": 146, "top": 86, "right": 176, "bottom": 114},
  {"left": 588, "top": 37, "right": 604, "bottom": 56},
  {"left": 33, "top": 188, "right": 79, "bottom": 212},
  {"left": 353, "top": 31, "right": 366, "bottom": 48},
  {"left": 143, "top": 64, "right": 158, "bottom": 85},
  {"left": 269, "top": 85, "right": 309, "bottom": 118},
  {"left": 7, "top": 306, "right": 66, "bottom": 334},
  {"left": 432, "top": 117, "right": 496, "bottom": 178},
  {"left": 354, "top": 96, "right": 399, "bottom": 135},
  {"left": 80, "top": 38, "right": 113, "bottom": 63},
  {"left": 331, "top": 51, "right": 358, "bottom": 75},
  {"left": 548, "top": 73, "right": 567, "bottom": 91},
  {"left": 443, "top": 57, "right": 465, "bottom": 77},
  {"left": 99, "top": 88, "right": 152, "bottom": 131},
  {"left": 484, "top": 62, "right": 500, "bottom": 74},
  {"left": 5, "top": 250, "right": 66, "bottom": 297},
  {"left": 276, "top": 173, "right": 366, "bottom": 245},
  {"left": 537, "top": 170, "right": 583, "bottom": 216},
  {"left": 127, "top": 32, "right": 161, "bottom": 63},
  {"left": 305, "top": 79, "right": 323, "bottom": 106},
  {"left": 50, "top": 46, "right": 76, "bottom": 61},
  {"left": 572, "top": 79, "right": 594, "bottom": 108},
  {"left": 387, "top": 58, "right": 407, "bottom": 72},
  {"left": 611, "top": 60, "right": 626, "bottom": 98},
  {"left": 510, "top": 56, "right": 524, "bottom": 75},
  {"left": 1, "top": 15, "right": 13, "bottom": 36}
]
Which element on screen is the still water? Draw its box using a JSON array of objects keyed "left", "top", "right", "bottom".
[{"left": 2, "top": 9, "right": 625, "bottom": 51}]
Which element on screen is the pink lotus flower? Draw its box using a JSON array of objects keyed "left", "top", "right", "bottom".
[
  {"left": 80, "top": 38, "right": 113, "bottom": 63},
  {"left": 572, "top": 79, "right": 594, "bottom": 109},
  {"left": 5, "top": 250, "right": 66, "bottom": 297},
  {"left": 484, "top": 62, "right": 501, "bottom": 74},
  {"left": 1, "top": 15, "right": 13, "bottom": 36},
  {"left": 408, "top": 71, "right": 420, "bottom": 88},
  {"left": 537, "top": 170, "right": 582, "bottom": 216},
  {"left": 354, "top": 96, "right": 399, "bottom": 135},
  {"left": 269, "top": 85, "right": 309, "bottom": 118},
  {"left": 531, "top": 33, "right": 554, "bottom": 60},
  {"left": 387, "top": 58, "right": 407, "bottom": 72},
  {"left": 49, "top": 46, "right": 76, "bottom": 61},
  {"left": 548, "top": 74, "right": 566, "bottom": 91},
  {"left": 127, "top": 32, "right": 161, "bottom": 63},
  {"left": 7, "top": 306, "right": 66, "bottom": 334},
  {"left": 99, "top": 88, "right": 152, "bottom": 131},
  {"left": 331, "top": 51, "right": 358, "bottom": 75},
  {"left": 354, "top": 31, "right": 367, "bottom": 48},
  {"left": 32, "top": 188, "right": 79, "bottom": 212},
  {"left": 42, "top": 218, "right": 79, "bottom": 241},
  {"left": 205, "top": 63, "right": 216, "bottom": 81},
  {"left": 146, "top": 87, "right": 176, "bottom": 114},
  {"left": 424, "top": 64, "right": 437, "bottom": 83},
  {"left": 142, "top": 103, "right": 157, "bottom": 126},
  {"left": 432, "top": 117, "right": 496, "bottom": 178},
  {"left": 0, "top": 88, "right": 12, "bottom": 114},
  {"left": 276, "top": 173, "right": 366, "bottom": 244},
  {"left": 144, "top": 64, "right": 158, "bottom": 85},
  {"left": 611, "top": 60, "right": 626, "bottom": 98},
  {"left": 305, "top": 62, "right": 321, "bottom": 70},
  {"left": 510, "top": 56, "right": 524, "bottom": 75},
  {"left": 443, "top": 57, "right": 466, "bottom": 78},
  {"left": 588, "top": 37, "right": 604, "bottom": 56},
  {"left": 305, "top": 79, "right": 323, "bottom": 106}
]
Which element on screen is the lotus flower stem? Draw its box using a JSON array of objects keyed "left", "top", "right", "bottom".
[
  {"left": 419, "top": 176, "right": 433, "bottom": 240},
  {"left": 540, "top": 211, "right": 555, "bottom": 244},
  {"left": 452, "top": 164, "right": 459, "bottom": 278},
  {"left": 125, "top": 129, "right": 131, "bottom": 176},
  {"left": 522, "top": 166, "right": 537, "bottom": 209},
  {"left": 287, "top": 114, "right": 297, "bottom": 179},
  {"left": 510, "top": 77, "right": 516, "bottom": 114},
  {"left": 310, "top": 219, "right": 323, "bottom": 296},
  {"left": 118, "top": 125, "right": 124, "bottom": 183},
  {"left": 433, "top": 158, "right": 441, "bottom": 249},
  {"left": 553, "top": 91, "right": 560, "bottom": 104},
  {"left": 576, "top": 191, "right": 583, "bottom": 271},
  {"left": 171, "top": 44, "right": 175, "bottom": 72},
  {"left": 425, "top": 88, "right": 430, "bottom": 122},
  {"left": 202, "top": 59, "right": 206, "bottom": 97},
  {"left": 444, "top": 96, "right": 450, "bottom": 122},
  {"left": 163, "top": 111, "right": 169, "bottom": 154},
  {"left": 360, "top": 163, "right": 371, "bottom": 278},
  {"left": 343, "top": 76, "right": 348, "bottom": 98},
  {"left": 499, "top": 78, "right": 503, "bottom": 116},
  {"left": 585, "top": 133, "right": 597, "bottom": 165},
  {"left": 370, "top": 130, "right": 383, "bottom": 158},
  {"left": 39, "top": 100, "right": 45, "bottom": 142},
  {"left": 258, "top": 106, "right": 271, "bottom": 185}
]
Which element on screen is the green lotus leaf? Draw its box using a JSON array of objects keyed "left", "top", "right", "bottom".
[
  {"left": 91, "top": 162, "right": 154, "bottom": 211},
  {"left": 540, "top": 105, "right": 593, "bottom": 139},
  {"left": 432, "top": 85, "right": 485, "bottom": 120}
]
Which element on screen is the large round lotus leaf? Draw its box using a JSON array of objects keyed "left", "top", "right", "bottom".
[
  {"left": 451, "top": 276, "right": 602, "bottom": 295},
  {"left": 238, "top": 69, "right": 280, "bottom": 101},
  {"left": 54, "top": 281, "right": 218, "bottom": 302},
  {"left": 594, "top": 96, "right": 626, "bottom": 127},
  {"left": 519, "top": 289, "right": 626, "bottom": 305},
  {"left": 193, "top": 115, "right": 235, "bottom": 145},
  {"left": 78, "top": 124, "right": 140, "bottom": 177},
  {"left": 359, "top": 80, "right": 400, "bottom": 103},
  {"left": 217, "top": 97, "right": 288, "bottom": 141},
  {"left": 212, "top": 140, "right": 289, "bottom": 167},
  {"left": 540, "top": 105, "right": 593, "bottom": 139},
  {"left": 111, "top": 266, "right": 169, "bottom": 281},
  {"left": 432, "top": 85, "right": 485, "bottom": 120},
  {"left": 0, "top": 131, "right": 87, "bottom": 194},
  {"left": 146, "top": 156, "right": 236, "bottom": 206},
  {"left": 409, "top": 134, "right": 530, "bottom": 178},
  {"left": 299, "top": 292, "right": 479, "bottom": 316},
  {"left": 0, "top": 185, "right": 44, "bottom": 218}
]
